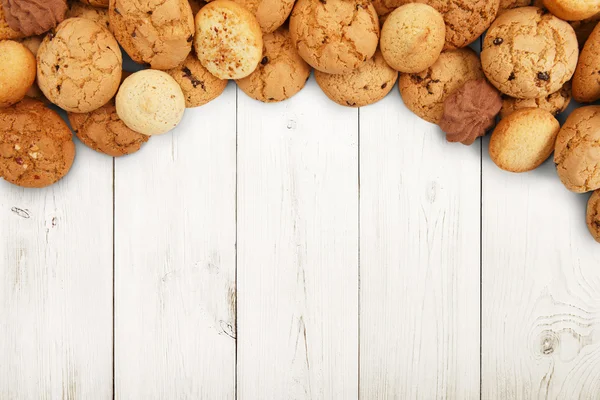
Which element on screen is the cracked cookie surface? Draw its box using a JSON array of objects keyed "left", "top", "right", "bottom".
[
  {"left": 37, "top": 17, "right": 122, "bottom": 113},
  {"left": 194, "top": 0, "right": 263, "bottom": 79},
  {"left": 110, "top": 0, "right": 194, "bottom": 70},
  {"left": 68, "top": 98, "right": 149, "bottom": 157},
  {"left": 236, "top": 28, "right": 311, "bottom": 103},
  {"left": 587, "top": 190, "right": 600, "bottom": 242},
  {"left": 490, "top": 108, "right": 559, "bottom": 172},
  {"left": 206, "top": 0, "right": 294, "bottom": 33},
  {"left": 0, "top": 40, "right": 36, "bottom": 108},
  {"left": 289, "top": 0, "right": 379, "bottom": 74},
  {"left": 315, "top": 49, "right": 397, "bottom": 107},
  {"left": 417, "top": 0, "right": 499, "bottom": 50},
  {"left": 0, "top": 99, "right": 75, "bottom": 188},
  {"left": 66, "top": 2, "right": 111, "bottom": 32},
  {"left": 500, "top": 81, "right": 571, "bottom": 118},
  {"left": 167, "top": 52, "right": 228, "bottom": 107},
  {"left": 554, "top": 106, "right": 600, "bottom": 193},
  {"left": 399, "top": 48, "right": 484, "bottom": 124},
  {"left": 482, "top": 7, "right": 578, "bottom": 99}
]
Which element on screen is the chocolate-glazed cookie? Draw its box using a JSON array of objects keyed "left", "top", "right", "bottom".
[{"left": 0, "top": 99, "right": 75, "bottom": 188}]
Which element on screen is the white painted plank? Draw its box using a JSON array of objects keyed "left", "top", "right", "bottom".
[
  {"left": 359, "top": 89, "right": 481, "bottom": 398},
  {"left": 481, "top": 132, "right": 600, "bottom": 398},
  {"left": 0, "top": 139, "right": 113, "bottom": 399},
  {"left": 114, "top": 83, "right": 237, "bottom": 399},
  {"left": 236, "top": 78, "right": 359, "bottom": 399}
]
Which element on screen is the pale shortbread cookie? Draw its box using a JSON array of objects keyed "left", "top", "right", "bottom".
[
  {"left": 116, "top": 70, "right": 185, "bottom": 136},
  {"left": 37, "top": 18, "right": 122, "bottom": 113},
  {"left": 555, "top": 106, "right": 600, "bottom": 193},
  {"left": 236, "top": 28, "right": 311, "bottom": 103},
  {"left": 380, "top": 3, "right": 445, "bottom": 73},
  {"left": 481, "top": 7, "right": 578, "bottom": 99},
  {"left": 194, "top": 0, "right": 263, "bottom": 79},
  {"left": 543, "top": 0, "right": 600, "bottom": 20},
  {"left": 289, "top": 0, "right": 379, "bottom": 74},
  {"left": 490, "top": 108, "right": 559, "bottom": 173},
  {"left": 315, "top": 50, "right": 397, "bottom": 107},
  {"left": 573, "top": 22, "right": 600, "bottom": 102},
  {"left": 0, "top": 40, "right": 36, "bottom": 108}
]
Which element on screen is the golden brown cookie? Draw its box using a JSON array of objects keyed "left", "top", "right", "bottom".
[
  {"left": 66, "top": 1, "right": 111, "bottom": 32},
  {"left": 420, "top": 0, "right": 499, "bottom": 50},
  {"left": 236, "top": 28, "right": 311, "bottom": 103},
  {"left": 372, "top": 0, "right": 407, "bottom": 16},
  {"left": 380, "top": 3, "right": 445, "bottom": 73},
  {"left": 289, "top": 0, "right": 379, "bottom": 74},
  {"left": 1, "top": 0, "right": 67, "bottom": 36},
  {"left": 499, "top": 0, "right": 532, "bottom": 12},
  {"left": 195, "top": 0, "right": 263, "bottom": 79},
  {"left": 0, "top": 40, "right": 36, "bottom": 108},
  {"left": 0, "top": 4, "right": 24, "bottom": 40},
  {"left": 490, "top": 108, "right": 560, "bottom": 173},
  {"left": 37, "top": 18, "right": 122, "bottom": 113},
  {"left": 399, "top": 48, "right": 484, "bottom": 124},
  {"left": 500, "top": 82, "right": 571, "bottom": 118},
  {"left": 18, "top": 35, "right": 46, "bottom": 100},
  {"left": 220, "top": 0, "right": 294, "bottom": 33},
  {"left": 573, "top": 22, "right": 600, "bottom": 103},
  {"left": 315, "top": 50, "right": 397, "bottom": 107},
  {"left": 587, "top": 190, "right": 600, "bottom": 242},
  {"left": 543, "top": 0, "right": 600, "bottom": 20},
  {"left": 68, "top": 99, "right": 149, "bottom": 157},
  {"left": 166, "top": 53, "right": 228, "bottom": 107},
  {"left": 482, "top": 7, "right": 578, "bottom": 99},
  {"left": 80, "top": 0, "right": 108, "bottom": 8},
  {"left": 109, "top": 0, "right": 194, "bottom": 70},
  {"left": 555, "top": 106, "right": 600, "bottom": 193},
  {"left": 571, "top": 12, "right": 600, "bottom": 48},
  {"left": 0, "top": 99, "right": 75, "bottom": 188}
]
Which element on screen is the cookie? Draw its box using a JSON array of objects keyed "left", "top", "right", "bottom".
[
  {"left": 380, "top": 3, "right": 445, "bottom": 73},
  {"left": 573, "top": 22, "right": 600, "bottom": 103},
  {"left": 555, "top": 106, "right": 600, "bottom": 193},
  {"left": 543, "top": 0, "right": 600, "bottom": 20},
  {"left": 222, "top": 0, "right": 294, "bottom": 33},
  {"left": 236, "top": 28, "right": 311, "bottom": 103},
  {"left": 372, "top": 0, "right": 407, "bottom": 16},
  {"left": 587, "top": 190, "right": 600, "bottom": 243},
  {"left": 166, "top": 53, "right": 228, "bottom": 107},
  {"left": 115, "top": 70, "right": 185, "bottom": 136},
  {"left": 68, "top": 99, "right": 149, "bottom": 157},
  {"left": 0, "top": 4, "right": 24, "bottom": 40},
  {"left": 80, "top": 0, "right": 108, "bottom": 8},
  {"left": 499, "top": 0, "right": 532, "bottom": 12},
  {"left": 481, "top": 7, "right": 578, "bottom": 99},
  {"left": 0, "top": 40, "right": 36, "bottom": 108},
  {"left": 289, "top": 0, "right": 379, "bottom": 74},
  {"left": 440, "top": 79, "right": 502, "bottom": 145},
  {"left": 1, "top": 0, "right": 67, "bottom": 36},
  {"left": 571, "top": 12, "right": 600, "bottom": 48},
  {"left": 66, "top": 1, "right": 111, "bottom": 32},
  {"left": 500, "top": 82, "right": 571, "bottom": 119},
  {"left": 399, "top": 48, "right": 484, "bottom": 124},
  {"left": 490, "top": 108, "right": 559, "bottom": 173},
  {"left": 194, "top": 0, "right": 263, "bottom": 79},
  {"left": 315, "top": 50, "right": 397, "bottom": 107},
  {"left": 421, "top": 0, "right": 500, "bottom": 50},
  {"left": 109, "top": 0, "right": 194, "bottom": 70},
  {"left": 0, "top": 99, "right": 75, "bottom": 188},
  {"left": 37, "top": 18, "right": 122, "bottom": 113},
  {"left": 18, "top": 36, "right": 45, "bottom": 100}
]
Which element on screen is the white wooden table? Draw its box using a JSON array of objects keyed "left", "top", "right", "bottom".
[{"left": 2, "top": 44, "right": 600, "bottom": 399}]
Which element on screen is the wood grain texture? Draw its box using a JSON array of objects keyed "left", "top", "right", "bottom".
[
  {"left": 359, "top": 90, "right": 482, "bottom": 399},
  {"left": 236, "top": 80, "right": 359, "bottom": 399},
  {"left": 482, "top": 144, "right": 600, "bottom": 399},
  {"left": 114, "top": 84, "right": 237, "bottom": 399},
  {"left": 0, "top": 140, "right": 113, "bottom": 399}
]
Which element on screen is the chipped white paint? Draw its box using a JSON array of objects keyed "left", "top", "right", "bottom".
[
  {"left": 2, "top": 80, "right": 600, "bottom": 400},
  {"left": 236, "top": 80, "right": 359, "bottom": 399},
  {"left": 113, "top": 83, "right": 237, "bottom": 399},
  {"left": 0, "top": 140, "right": 113, "bottom": 399}
]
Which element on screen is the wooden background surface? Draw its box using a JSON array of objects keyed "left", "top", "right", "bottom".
[{"left": 1, "top": 39, "right": 600, "bottom": 399}]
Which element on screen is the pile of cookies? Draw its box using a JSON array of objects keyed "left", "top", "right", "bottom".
[{"left": 2, "top": 0, "right": 600, "bottom": 242}]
